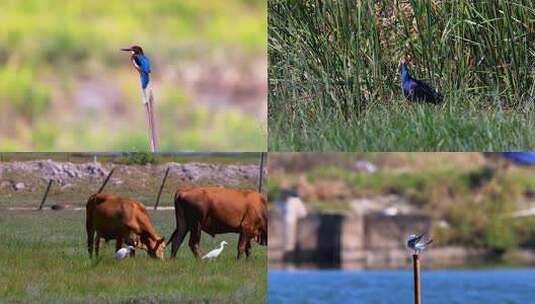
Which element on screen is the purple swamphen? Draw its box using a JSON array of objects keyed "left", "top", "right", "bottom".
[{"left": 399, "top": 55, "right": 442, "bottom": 104}]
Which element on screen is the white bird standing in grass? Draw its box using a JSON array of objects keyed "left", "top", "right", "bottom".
[
  {"left": 202, "top": 241, "right": 228, "bottom": 261},
  {"left": 114, "top": 246, "right": 135, "bottom": 260}
]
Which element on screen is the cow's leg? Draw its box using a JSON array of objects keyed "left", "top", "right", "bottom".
[
  {"left": 245, "top": 239, "right": 252, "bottom": 258},
  {"left": 87, "top": 229, "right": 94, "bottom": 258},
  {"left": 94, "top": 233, "right": 101, "bottom": 257},
  {"left": 188, "top": 225, "right": 202, "bottom": 258},
  {"left": 170, "top": 227, "right": 189, "bottom": 258},
  {"left": 237, "top": 232, "right": 249, "bottom": 260}
]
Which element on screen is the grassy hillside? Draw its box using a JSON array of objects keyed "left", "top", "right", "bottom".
[
  {"left": 268, "top": 0, "right": 535, "bottom": 151},
  {"left": 0, "top": 0, "right": 267, "bottom": 151}
]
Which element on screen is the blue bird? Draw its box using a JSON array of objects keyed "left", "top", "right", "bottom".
[
  {"left": 399, "top": 56, "right": 442, "bottom": 104},
  {"left": 121, "top": 45, "right": 151, "bottom": 89},
  {"left": 120, "top": 44, "right": 159, "bottom": 152},
  {"left": 502, "top": 152, "right": 535, "bottom": 166}
]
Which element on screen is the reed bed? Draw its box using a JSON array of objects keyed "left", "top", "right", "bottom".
[{"left": 268, "top": 0, "right": 535, "bottom": 151}]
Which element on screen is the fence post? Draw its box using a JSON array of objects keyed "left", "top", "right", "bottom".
[
  {"left": 154, "top": 167, "right": 170, "bottom": 210},
  {"left": 413, "top": 254, "right": 421, "bottom": 304},
  {"left": 38, "top": 179, "right": 54, "bottom": 210},
  {"left": 257, "top": 152, "right": 265, "bottom": 193},
  {"left": 97, "top": 168, "right": 115, "bottom": 194}
]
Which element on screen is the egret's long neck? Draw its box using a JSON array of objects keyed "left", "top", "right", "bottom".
[{"left": 400, "top": 64, "right": 411, "bottom": 84}]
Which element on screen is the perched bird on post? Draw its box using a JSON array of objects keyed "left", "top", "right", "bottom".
[
  {"left": 202, "top": 241, "right": 228, "bottom": 261},
  {"left": 399, "top": 55, "right": 442, "bottom": 104},
  {"left": 120, "top": 45, "right": 159, "bottom": 152},
  {"left": 121, "top": 45, "right": 151, "bottom": 89},
  {"left": 114, "top": 246, "right": 135, "bottom": 260},
  {"left": 407, "top": 234, "right": 433, "bottom": 255}
]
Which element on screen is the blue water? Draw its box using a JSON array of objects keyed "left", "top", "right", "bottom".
[{"left": 269, "top": 269, "right": 535, "bottom": 304}]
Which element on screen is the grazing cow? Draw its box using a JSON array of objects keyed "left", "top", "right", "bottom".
[
  {"left": 86, "top": 193, "right": 166, "bottom": 259},
  {"left": 168, "top": 187, "right": 267, "bottom": 259}
]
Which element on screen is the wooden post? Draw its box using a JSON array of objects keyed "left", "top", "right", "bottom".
[
  {"left": 413, "top": 254, "right": 421, "bottom": 304},
  {"left": 97, "top": 168, "right": 115, "bottom": 194},
  {"left": 142, "top": 87, "right": 159, "bottom": 152},
  {"left": 154, "top": 167, "right": 170, "bottom": 210},
  {"left": 149, "top": 89, "right": 159, "bottom": 151},
  {"left": 257, "top": 152, "right": 265, "bottom": 193},
  {"left": 38, "top": 179, "right": 53, "bottom": 210}
]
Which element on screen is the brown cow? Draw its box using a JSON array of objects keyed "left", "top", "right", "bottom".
[
  {"left": 168, "top": 187, "right": 267, "bottom": 259},
  {"left": 86, "top": 193, "right": 166, "bottom": 259}
]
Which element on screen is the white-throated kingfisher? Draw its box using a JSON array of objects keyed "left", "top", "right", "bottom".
[
  {"left": 121, "top": 45, "right": 151, "bottom": 89},
  {"left": 120, "top": 45, "right": 159, "bottom": 152}
]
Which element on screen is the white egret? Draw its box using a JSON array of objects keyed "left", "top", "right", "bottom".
[
  {"left": 202, "top": 241, "right": 228, "bottom": 261},
  {"left": 114, "top": 246, "right": 135, "bottom": 260}
]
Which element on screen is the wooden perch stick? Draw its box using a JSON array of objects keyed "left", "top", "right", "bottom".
[{"left": 143, "top": 87, "right": 159, "bottom": 152}]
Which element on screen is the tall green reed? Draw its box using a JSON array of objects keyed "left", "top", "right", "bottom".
[{"left": 269, "top": 0, "right": 535, "bottom": 128}]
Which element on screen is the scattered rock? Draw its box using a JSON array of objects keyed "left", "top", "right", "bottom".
[
  {"left": 14, "top": 182, "right": 25, "bottom": 191},
  {"left": 0, "top": 181, "right": 12, "bottom": 189},
  {"left": 353, "top": 161, "right": 377, "bottom": 173},
  {"left": 60, "top": 183, "right": 74, "bottom": 191},
  {"left": 0, "top": 160, "right": 260, "bottom": 194}
]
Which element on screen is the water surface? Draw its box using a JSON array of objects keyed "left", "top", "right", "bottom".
[{"left": 269, "top": 268, "right": 535, "bottom": 303}]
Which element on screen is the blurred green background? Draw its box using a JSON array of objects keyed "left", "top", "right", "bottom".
[
  {"left": 0, "top": 0, "right": 267, "bottom": 151},
  {"left": 268, "top": 153, "right": 535, "bottom": 255}
]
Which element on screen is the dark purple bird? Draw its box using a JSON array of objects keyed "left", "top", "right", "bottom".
[{"left": 399, "top": 56, "right": 442, "bottom": 104}]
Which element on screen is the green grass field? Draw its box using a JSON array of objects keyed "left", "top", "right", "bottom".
[
  {"left": 0, "top": 210, "right": 267, "bottom": 303},
  {"left": 268, "top": 0, "right": 535, "bottom": 151}
]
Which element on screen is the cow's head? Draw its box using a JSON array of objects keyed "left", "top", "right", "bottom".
[
  {"left": 137, "top": 234, "right": 166, "bottom": 259},
  {"left": 148, "top": 237, "right": 166, "bottom": 259}
]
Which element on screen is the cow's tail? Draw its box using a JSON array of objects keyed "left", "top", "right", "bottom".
[
  {"left": 86, "top": 194, "right": 101, "bottom": 233},
  {"left": 166, "top": 229, "right": 177, "bottom": 247},
  {"left": 166, "top": 190, "right": 181, "bottom": 246},
  {"left": 169, "top": 190, "right": 189, "bottom": 258},
  {"left": 86, "top": 193, "right": 99, "bottom": 257}
]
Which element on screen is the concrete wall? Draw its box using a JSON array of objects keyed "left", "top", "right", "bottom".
[
  {"left": 269, "top": 211, "right": 436, "bottom": 269},
  {"left": 268, "top": 210, "right": 284, "bottom": 267},
  {"left": 295, "top": 213, "right": 344, "bottom": 267}
]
